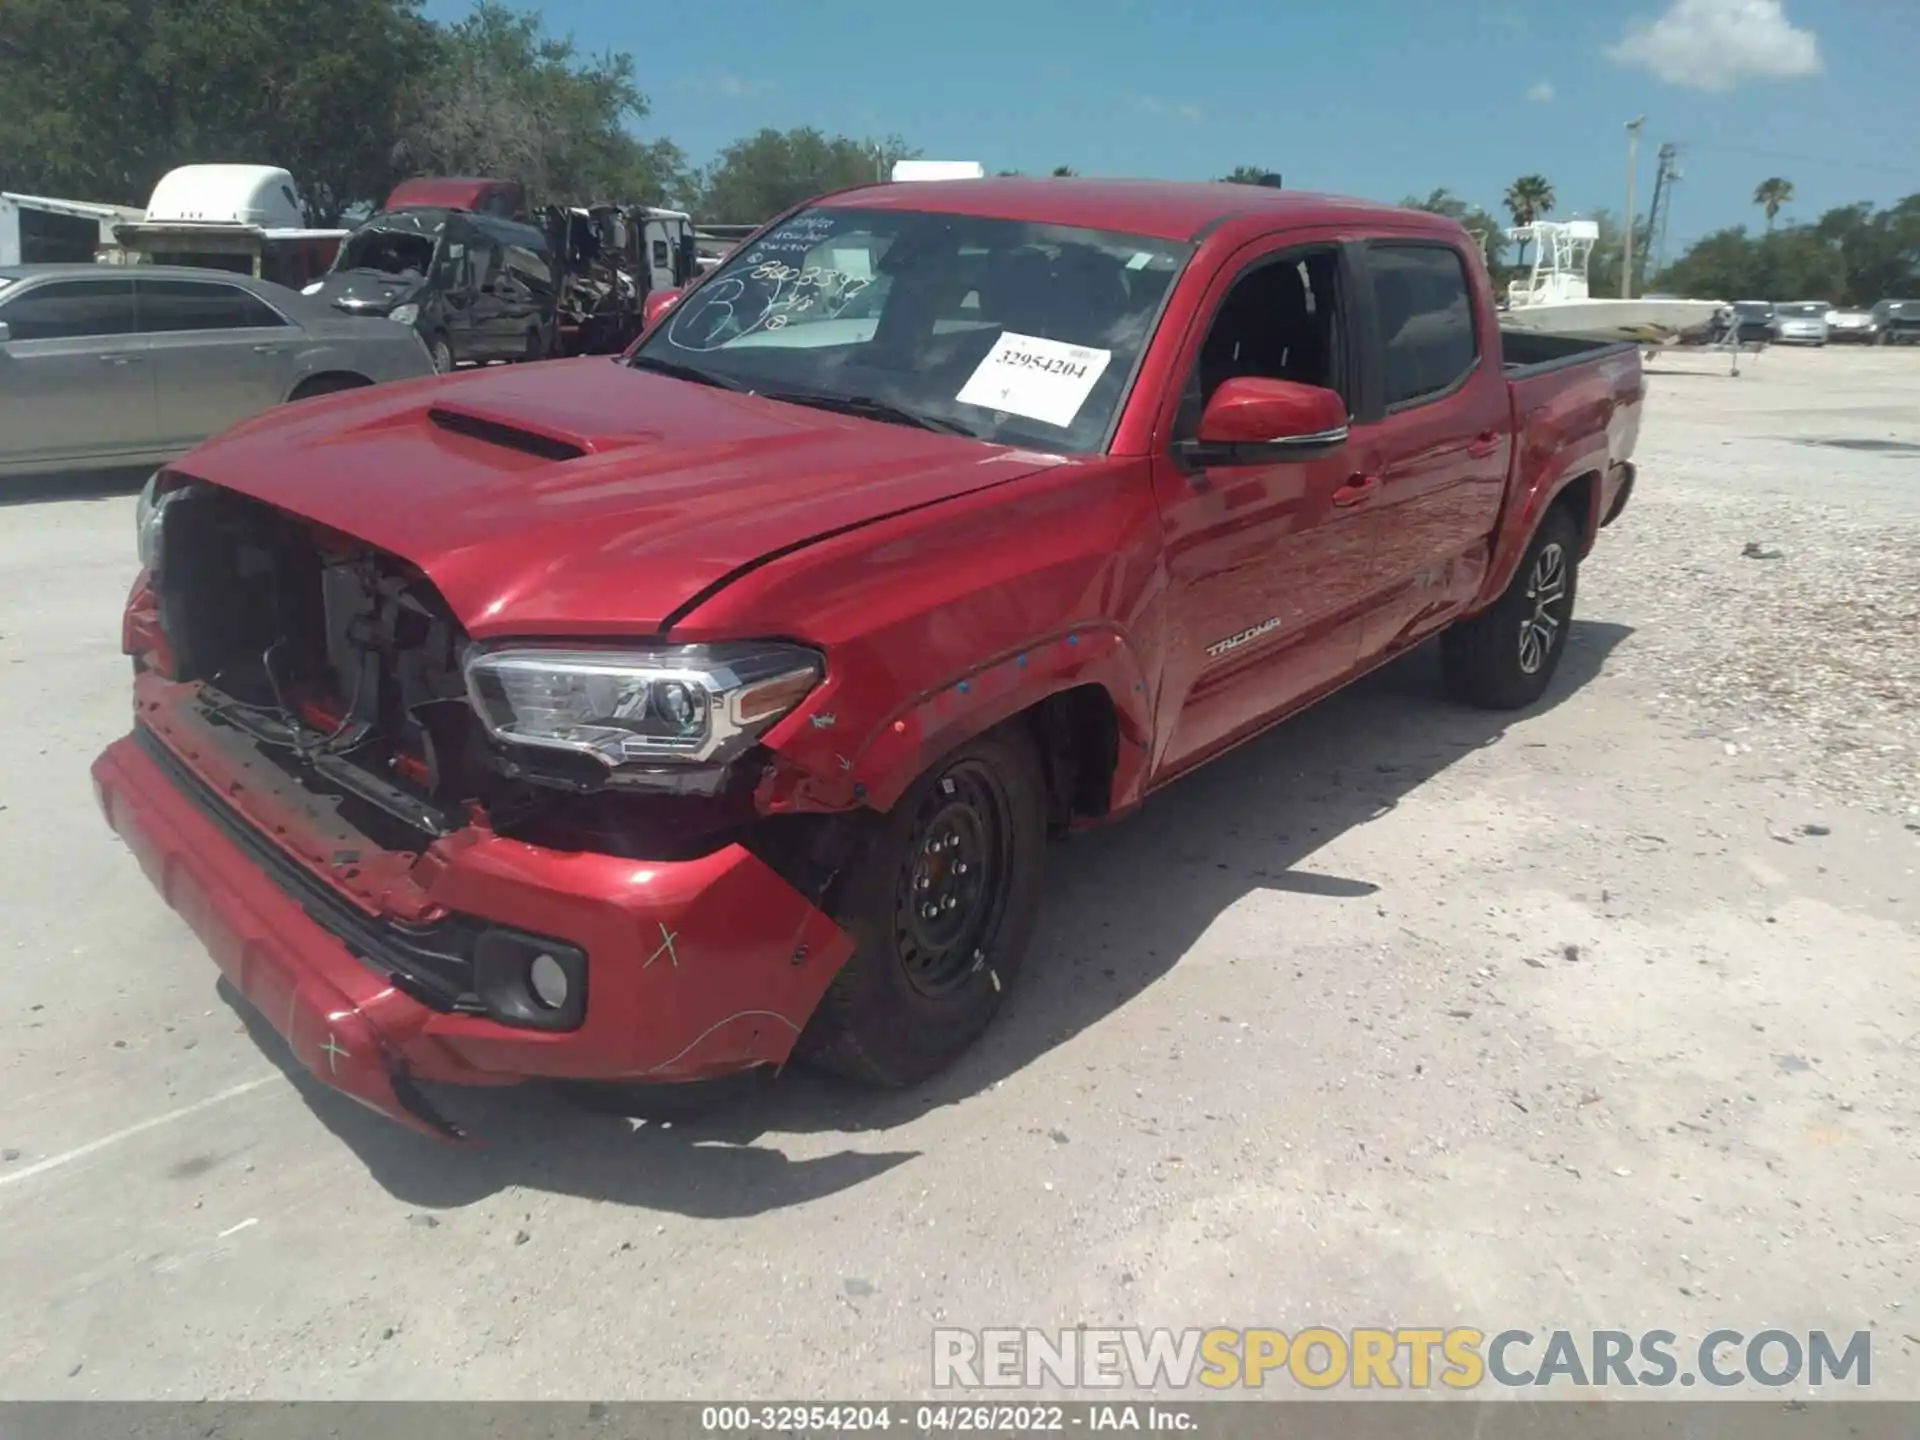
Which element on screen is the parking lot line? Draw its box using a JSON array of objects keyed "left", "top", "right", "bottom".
[{"left": 0, "top": 1076, "right": 277, "bottom": 1193}]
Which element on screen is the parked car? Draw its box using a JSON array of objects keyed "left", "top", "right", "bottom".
[
  {"left": 1871, "top": 299, "right": 1920, "bottom": 346},
  {"left": 307, "top": 207, "right": 559, "bottom": 372},
  {"left": 1772, "top": 301, "right": 1830, "bottom": 346},
  {"left": 1825, "top": 306, "right": 1879, "bottom": 343},
  {"left": 0, "top": 264, "right": 435, "bottom": 478},
  {"left": 1731, "top": 300, "right": 1776, "bottom": 346},
  {"left": 95, "top": 180, "right": 1641, "bottom": 1139}
]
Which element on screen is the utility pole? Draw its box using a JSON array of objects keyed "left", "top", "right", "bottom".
[{"left": 1622, "top": 115, "right": 1645, "bottom": 299}]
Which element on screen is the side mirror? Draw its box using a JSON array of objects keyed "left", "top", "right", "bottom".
[
  {"left": 1177, "top": 376, "right": 1349, "bottom": 466},
  {"left": 0, "top": 320, "right": 10, "bottom": 344},
  {"left": 643, "top": 287, "right": 684, "bottom": 331}
]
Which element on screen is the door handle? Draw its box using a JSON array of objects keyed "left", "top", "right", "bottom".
[
  {"left": 1467, "top": 429, "right": 1502, "bottom": 458},
  {"left": 99, "top": 354, "right": 140, "bottom": 365},
  {"left": 1332, "top": 474, "right": 1380, "bottom": 507},
  {"left": 252, "top": 344, "right": 280, "bottom": 354}
]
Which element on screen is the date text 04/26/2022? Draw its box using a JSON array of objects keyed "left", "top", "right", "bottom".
[{"left": 698, "top": 1403, "right": 1196, "bottom": 1432}]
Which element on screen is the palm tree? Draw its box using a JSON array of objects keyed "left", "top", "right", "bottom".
[
  {"left": 1504, "top": 174, "right": 1556, "bottom": 264},
  {"left": 1050, "top": 165, "right": 1077, "bottom": 177},
  {"left": 1753, "top": 177, "right": 1794, "bottom": 231}
]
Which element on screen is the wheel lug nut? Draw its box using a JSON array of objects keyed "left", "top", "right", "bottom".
[
  {"left": 922, "top": 904, "right": 939, "bottom": 920},
  {"left": 916, "top": 876, "right": 930, "bottom": 891},
  {"left": 955, "top": 862, "right": 968, "bottom": 875},
  {"left": 943, "top": 896, "right": 957, "bottom": 911}
]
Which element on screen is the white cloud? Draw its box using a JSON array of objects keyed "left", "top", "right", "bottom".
[
  {"left": 1526, "top": 80, "right": 1556, "bottom": 102},
  {"left": 1127, "top": 94, "right": 1205, "bottom": 124},
  {"left": 1606, "top": 0, "right": 1821, "bottom": 91}
]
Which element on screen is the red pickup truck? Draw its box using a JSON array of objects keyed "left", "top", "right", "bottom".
[{"left": 93, "top": 180, "right": 1640, "bottom": 1139}]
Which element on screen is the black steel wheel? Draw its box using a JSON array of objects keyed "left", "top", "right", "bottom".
[
  {"left": 798, "top": 726, "right": 1047, "bottom": 1086},
  {"left": 893, "top": 759, "right": 1018, "bottom": 999}
]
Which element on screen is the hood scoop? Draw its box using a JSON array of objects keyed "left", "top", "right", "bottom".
[{"left": 427, "top": 404, "right": 590, "bottom": 462}]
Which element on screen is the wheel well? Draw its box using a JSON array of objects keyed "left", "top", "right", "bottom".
[
  {"left": 1024, "top": 684, "right": 1121, "bottom": 834},
  {"left": 1550, "top": 470, "right": 1599, "bottom": 552},
  {"left": 289, "top": 371, "right": 373, "bottom": 402}
]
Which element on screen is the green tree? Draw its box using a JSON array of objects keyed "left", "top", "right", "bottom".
[
  {"left": 1502, "top": 174, "right": 1557, "bottom": 267},
  {"left": 1050, "top": 165, "right": 1078, "bottom": 177},
  {"left": 394, "top": 3, "right": 686, "bottom": 209},
  {"left": 1753, "top": 177, "right": 1794, "bottom": 232},
  {"left": 0, "top": 0, "right": 436, "bottom": 221},
  {"left": 1218, "top": 165, "right": 1279, "bottom": 185},
  {"left": 1651, "top": 194, "right": 1919, "bottom": 306},
  {"left": 1400, "top": 187, "right": 1512, "bottom": 270},
  {"left": 692, "top": 128, "right": 916, "bottom": 222}
]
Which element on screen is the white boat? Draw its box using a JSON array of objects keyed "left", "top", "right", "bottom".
[{"left": 1500, "top": 219, "right": 1722, "bottom": 343}]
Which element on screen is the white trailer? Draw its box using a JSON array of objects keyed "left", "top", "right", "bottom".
[{"left": 0, "top": 193, "right": 145, "bottom": 267}]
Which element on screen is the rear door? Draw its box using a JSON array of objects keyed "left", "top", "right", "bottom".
[
  {"left": 0, "top": 275, "right": 155, "bottom": 469},
  {"left": 137, "top": 276, "right": 298, "bottom": 446},
  {"left": 1348, "top": 239, "right": 1511, "bottom": 662},
  {"left": 1147, "top": 233, "right": 1377, "bottom": 777}
]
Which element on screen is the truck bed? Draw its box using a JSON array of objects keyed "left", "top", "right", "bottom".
[{"left": 1501, "top": 328, "right": 1641, "bottom": 378}]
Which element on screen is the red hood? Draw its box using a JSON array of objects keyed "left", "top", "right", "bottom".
[{"left": 174, "top": 359, "right": 1063, "bottom": 639}]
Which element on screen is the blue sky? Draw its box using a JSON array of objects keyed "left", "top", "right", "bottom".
[{"left": 423, "top": 0, "right": 1915, "bottom": 259}]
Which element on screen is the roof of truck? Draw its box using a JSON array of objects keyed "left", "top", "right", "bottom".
[{"left": 815, "top": 177, "right": 1440, "bottom": 243}]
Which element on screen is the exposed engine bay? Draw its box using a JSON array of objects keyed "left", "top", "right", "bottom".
[{"left": 148, "top": 483, "right": 767, "bottom": 861}]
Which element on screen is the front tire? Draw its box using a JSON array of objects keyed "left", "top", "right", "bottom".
[
  {"left": 798, "top": 726, "right": 1048, "bottom": 1086},
  {"left": 1441, "top": 508, "right": 1581, "bottom": 710},
  {"left": 428, "top": 334, "right": 454, "bottom": 374}
]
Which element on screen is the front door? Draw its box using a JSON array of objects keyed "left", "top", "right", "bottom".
[
  {"left": 1149, "top": 239, "right": 1377, "bottom": 778},
  {"left": 1349, "top": 240, "right": 1512, "bottom": 661},
  {"left": 137, "top": 276, "right": 298, "bottom": 446},
  {"left": 0, "top": 276, "right": 155, "bottom": 470}
]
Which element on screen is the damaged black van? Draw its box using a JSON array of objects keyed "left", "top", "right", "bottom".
[{"left": 305, "top": 207, "right": 559, "bottom": 373}]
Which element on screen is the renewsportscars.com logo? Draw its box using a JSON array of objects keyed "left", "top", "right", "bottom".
[{"left": 932, "top": 1327, "right": 1873, "bottom": 1392}]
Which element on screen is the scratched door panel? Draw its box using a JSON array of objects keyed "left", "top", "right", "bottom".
[{"left": 1150, "top": 448, "right": 1374, "bottom": 776}]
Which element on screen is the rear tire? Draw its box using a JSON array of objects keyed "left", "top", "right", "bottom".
[
  {"left": 1441, "top": 508, "right": 1581, "bottom": 711},
  {"left": 797, "top": 726, "right": 1048, "bottom": 1086},
  {"left": 428, "top": 334, "right": 454, "bottom": 373}
]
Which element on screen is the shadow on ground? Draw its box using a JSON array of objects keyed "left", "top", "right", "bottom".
[
  {"left": 0, "top": 465, "right": 152, "bottom": 507},
  {"left": 225, "top": 621, "right": 1633, "bottom": 1214}
]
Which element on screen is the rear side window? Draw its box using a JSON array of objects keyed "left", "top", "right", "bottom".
[
  {"left": 1368, "top": 243, "right": 1477, "bottom": 408},
  {"left": 0, "top": 278, "right": 138, "bottom": 339},
  {"left": 140, "top": 279, "right": 286, "bottom": 332}
]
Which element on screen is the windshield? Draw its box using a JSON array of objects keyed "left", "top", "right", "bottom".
[
  {"left": 1734, "top": 302, "right": 1772, "bottom": 317},
  {"left": 630, "top": 206, "right": 1192, "bottom": 454},
  {"left": 1779, "top": 303, "right": 1828, "bottom": 317},
  {"left": 336, "top": 221, "right": 439, "bottom": 278}
]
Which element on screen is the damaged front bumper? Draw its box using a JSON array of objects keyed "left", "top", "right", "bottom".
[{"left": 91, "top": 682, "right": 855, "bottom": 1141}]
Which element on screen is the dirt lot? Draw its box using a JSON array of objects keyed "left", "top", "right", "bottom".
[{"left": 0, "top": 346, "right": 1915, "bottom": 1400}]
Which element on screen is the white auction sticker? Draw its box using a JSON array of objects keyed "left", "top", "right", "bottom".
[{"left": 956, "top": 331, "right": 1113, "bottom": 429}]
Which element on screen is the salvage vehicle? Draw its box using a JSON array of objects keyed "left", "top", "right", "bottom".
[
  {"left": 1824, "top": 306, "right": 1878, "bottom": 344},
  {"left": 1771, "top": 301, "right": 1830, "bottom": 346},
  {"left": 546, "top": 205, "right": 699, "bottom": 355},
  {"left": 1871, "top": 299, "right": 1920, "bottom": 345},
  {"left": 307, "top": 206, "right": 559, "bottom": 371},
  {"left": 0, "top": 264, "right": 434, "bottom": 479},
  {"left": 114, "top": 165, "right": 347, "bottom": 292},
  {"left": 93, "top": 180, "right": 1640, "bottom": 1139},
  {"left": 1730, "top": 300, "right": 1776, "bottom": 347},
  {"left": 384, "top": 177, "right": 527, "bottom": 221}
]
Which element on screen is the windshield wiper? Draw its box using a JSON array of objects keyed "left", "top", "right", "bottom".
[
  {"left": 626, "top": 355, "right": 748, "bottom": 391},
  {"left": 759, "top": 390, "right": 980, "bottom": 438}
]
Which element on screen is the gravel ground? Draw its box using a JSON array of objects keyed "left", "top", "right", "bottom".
[
  {"left": 0, "top": 345, "right": 1915, "bottom": 1403},
  {"left": 1597, "top": 346, "right": 1919, "bottom": 817}
]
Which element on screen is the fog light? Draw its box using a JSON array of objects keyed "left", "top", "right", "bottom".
[
  {"left": 528, "top": 952, "right": 569, "bottom": 1009},
  {"left": 473, "top": 928, "right": 587, "bottom": 1030}
]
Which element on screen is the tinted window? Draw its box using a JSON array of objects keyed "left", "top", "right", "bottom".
[
  {"left": 1369, "top": 243, "right": 1477, "bottom": 407},
  {"left": 0, "top": 278, "right": 138, "bottom": 339},
  {"left": 140, "top": 280, "right": 286, "bottom": 332}
]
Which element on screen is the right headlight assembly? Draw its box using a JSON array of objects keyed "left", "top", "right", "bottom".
[{"left": 464, "top": 643, "right": 823, "bottom": 768}]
